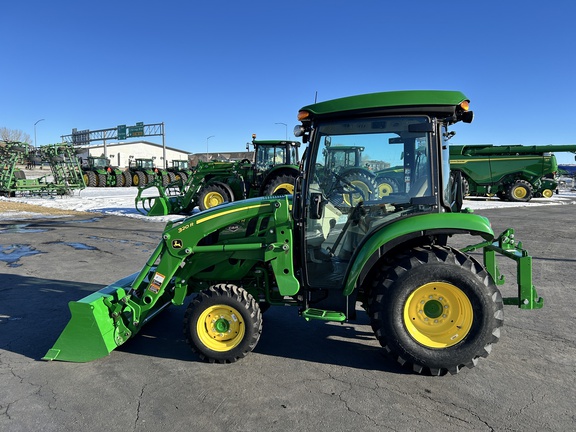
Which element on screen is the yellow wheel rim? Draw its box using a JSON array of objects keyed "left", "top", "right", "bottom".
[
  {"left": 378, "top": 182, "right": 394, "bottom": 198},
  {"left": 512, "top": 186, "right": 527, "bottom": 199},
  {"left": 203, "top": 191, "right": 225, "bottom": 208},
  {"left": 133, "top": 174, "right": 140, "bottom": 186},
  {"left": 403, "top": 282, "right": 473, "bottom": 348},
  {"left": 83, "top": 174, "right": 89, "bottom": 185},
  {"left": 272, "top": 182, "right": 294, "bottom": 195},
  {"left": 542, "top": 189, "right": 553, "bottom": 198},
  {"left": 197, "top": 305, "right": 245, "bottom": 352},
  {"left": 343, "top": 180, "right": 371, "bottom": 206}
]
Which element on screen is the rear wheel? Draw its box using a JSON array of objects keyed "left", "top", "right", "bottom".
[
  {"left": 375, "top": 175, "right": 400, "bottom": 197},
  {"left": 506, "top": 180, "right": 533, "bottom": 202},
  {"left": 84, "top": 171, "right": 97, "bottom": 187},
  {"left": 198, "top": 183, "right": 229, "bottom": 211},
  {"left": 367, "top": 245, "right": 503, "bottom": 375},
  {"left": 115, "top": 172, "right": 125, "bottom": 187},
  {"left": 339, "top": 171, "right": 376, "bottom": 206},
  {"left": 122, "top": 171, "right": 132, "bottom": 187},
  {"left": 183, "top": 284, "right": 262, "bottom": 363},
  {"left": 264, "top": 174, "right": 296, "bottom": 196},
  {"left": 97, "top": 173, "right": 107, "bottom": 187},
  {"left": 133, "top": 171, "right": 146, "bottom": 187}
]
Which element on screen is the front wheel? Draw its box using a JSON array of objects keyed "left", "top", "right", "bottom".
[
  {"left": 198, "top": 183, "right": 230, "bottom": 211},
  {"left": 183, "top": 284, "right": 262, "bottom": 363},
  {"left": 367, "top": 245, "right": 503, "bottom": 375}
]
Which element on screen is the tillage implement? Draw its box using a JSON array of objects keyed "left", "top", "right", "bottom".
[{"left": 45, "top": 90, "right": 543, "bottom": 375}]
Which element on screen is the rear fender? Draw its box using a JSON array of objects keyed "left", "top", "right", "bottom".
[{"left": 343, "top": 213, "right": 494, "bottom": 296}]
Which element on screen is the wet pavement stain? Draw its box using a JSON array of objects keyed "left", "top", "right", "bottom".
[
  {"left": 47, "top": 241, "right": 99, "bottom": 250},
  {"left": 0, "top": 223, "right": 50, "bottom": 234},
  {"left": 0, "top": 244, "right": 43, "bottom": 267}
]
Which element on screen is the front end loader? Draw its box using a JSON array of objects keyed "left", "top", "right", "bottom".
[{"left": 46, "top": 90, "right": 543, "bottom": 375}]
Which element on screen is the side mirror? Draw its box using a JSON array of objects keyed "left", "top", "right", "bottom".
[{"left": 451, "top": 171, "right": 464, "bottom": 212}]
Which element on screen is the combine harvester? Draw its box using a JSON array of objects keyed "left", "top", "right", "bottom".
[
  {"left": 450, "top": 144, "right": 576, "bottom": 202},
  {"left": 134, "top": 136, "right": 300, "bottom": 216},
  {"left": 45, "top": 90, "right": 543, "bottom": 376}
]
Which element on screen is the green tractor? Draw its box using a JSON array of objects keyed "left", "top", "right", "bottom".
[
  {"left": 125, "top": 158, "right": 158, "bottom": 187},
  {"left": 316, "top": 144, "right": 407, "bottom": 203},
  {"left": 135, "top": 136, "right": 300, "bottom": 215},
  {"left": 81, "top": 156, "right": 128, "bottom": 187},
  {"left": 45, "top": 90, "right": 542, "bottom": 375},
  {"left": 165, "top": 159, "right": 192, "bottom": 185}
]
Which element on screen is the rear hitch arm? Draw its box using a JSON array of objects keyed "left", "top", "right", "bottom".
[{"left": 461, "top": 228, "right": 543, "bottom": 310}]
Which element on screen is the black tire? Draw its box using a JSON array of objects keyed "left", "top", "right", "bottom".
[
  {"left": 375, "top": 175, "right": 400, "bottom": 197},
  {"left": 264, "top": 174, "right": 297, "bottom": 196},
  {"left": 133, "top": 171, "right": 146, "bottom": 187},
  {"left": 506, "top": 180, "right": 533, "bottom": 202},
  {"left": 198, "top": 183, "right": 230, "bottom": 211},
  {"left": 333, "top": 171, "right": 377, "bottom": 207},
  {"left": 167, "top": 172, "right": 176, "bottom": 183},
  {"left": 115, "top": 172, "right": 124, "bottom": 187},
  {"left": 461, "top": 177, "right": 470, "bottom": 196},
  {"left": 122, "top": 171, "right": 132, "bottom": 187},
  {"left": 367, "top": 245, "right": 503, "bottom": 375},
  {"left": 97, "top": 173, "right": 107, "bottom": 187},
  {"left": 183, "top": 284, "right": 262, "bottom": 363},
  {"left": 84, "top": 171, "right": 97, "bottom": 187},
  {"left": 161, "top": 174, "right": 170, "bottom": 187},
  {"left": 177, "top": 172, "right": 188, "bottom": 183}
]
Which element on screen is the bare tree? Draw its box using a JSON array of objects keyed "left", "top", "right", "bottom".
[{"left": 0, "top": 127, "right": 32, "bottom": 144}]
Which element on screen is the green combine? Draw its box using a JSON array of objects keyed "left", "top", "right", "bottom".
[
  {"left": 45, "top": 90, "right": 542, "bottom": 375},
  {"left": 450, "top": 144, "right": 576, "bottom": 201}
]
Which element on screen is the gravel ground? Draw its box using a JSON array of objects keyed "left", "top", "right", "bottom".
[{"left": 0, "top": 200, "right": 91, "bottom": 216}]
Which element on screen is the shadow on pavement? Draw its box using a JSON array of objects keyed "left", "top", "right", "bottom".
[{"left": 1, "top": 271, "right": 407, "bottom": 374}]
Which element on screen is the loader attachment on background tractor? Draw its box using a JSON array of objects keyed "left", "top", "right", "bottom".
[{"left": 135, "top": 178, "right": 189, "bottom": 216}]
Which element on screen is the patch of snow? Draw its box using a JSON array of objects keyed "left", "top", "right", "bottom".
[{"left": 0, "top": 187, "right": 575, "bottom": 222}]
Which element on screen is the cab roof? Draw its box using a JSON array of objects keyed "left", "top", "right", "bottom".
[{"left": 299, "top": 90, "right": 469, "bottom": 119}]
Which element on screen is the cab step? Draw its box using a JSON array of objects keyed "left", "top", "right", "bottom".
[{"left": 302, "top": 308, "right": 346, "bottom": 322}]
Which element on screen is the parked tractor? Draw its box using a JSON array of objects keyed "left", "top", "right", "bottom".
[
  {"left": 165, "top": 159, "right": 192, "bottom": 185},
  {"left": 45, "top": 90, "right": 542, "bottom": 376},
  {"left": 125, "top": 158, "right": 158, "bottom": 187},
  {"left": 134, "top": 137, "right": 300, "bottom": 215},
  {"left": 81, "top": 156, "right": 128, "bottom": 187},
  {"left": 450, "top": 144, "right": 576, "bottom": 202}
]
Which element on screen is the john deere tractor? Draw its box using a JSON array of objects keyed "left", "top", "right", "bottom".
[
  {"left": 81, "top": 156, "right": 127, "bottom": 187},
  {"left": 135, "top": 136, "right": 300, "bottom": 215},
  {"left": 45, "top": 90, "right": 542, "bottom": 375}
]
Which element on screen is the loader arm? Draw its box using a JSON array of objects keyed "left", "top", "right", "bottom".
[{"left": 44, "top": 196, "right": 298, "bottom": 362}]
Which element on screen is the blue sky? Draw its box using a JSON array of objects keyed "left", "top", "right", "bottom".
[{"left": 3, "top": 1, "right": 576, "bottom": 164}]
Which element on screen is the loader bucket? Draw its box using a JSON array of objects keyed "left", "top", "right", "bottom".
[
  {"left": 43, "top": 274, "right": 137, "bottom": 362},
  {"left": 136, "top": 195, "right": 171, "bottom": 216}
]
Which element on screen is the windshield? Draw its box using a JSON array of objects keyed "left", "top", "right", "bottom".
[{"left": 303, "top": 116, "right": 436, "bottom": 288}]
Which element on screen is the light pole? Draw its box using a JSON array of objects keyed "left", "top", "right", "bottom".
[
  {"left": 34, "top": 118, "right": 45, "bottom": 147},
  {"left": 206, "top": 135, "right": 215, "bottom": 162},
  {"left": 275, "top": 122, "right": 288, "bottom": 140}
]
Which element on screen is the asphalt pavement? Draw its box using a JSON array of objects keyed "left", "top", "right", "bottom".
[{"left": 1, "top": 203, "right": 575, "bottom": 432}]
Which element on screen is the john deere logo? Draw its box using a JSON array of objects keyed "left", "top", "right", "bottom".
[{"left": 172, "top": 239, "right": 183, "bottom": 249}]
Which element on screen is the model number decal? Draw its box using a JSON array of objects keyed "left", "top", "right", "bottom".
[{"left": 177, "top": 222, "right": 193, "bottom": 234}]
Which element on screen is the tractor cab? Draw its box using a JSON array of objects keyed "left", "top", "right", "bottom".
[
  {"left": 293, "top": 92, "right": 470, "bottom": 309},
  {"left": 249, "top": 136, "right": 300, "bottom": 170}
]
